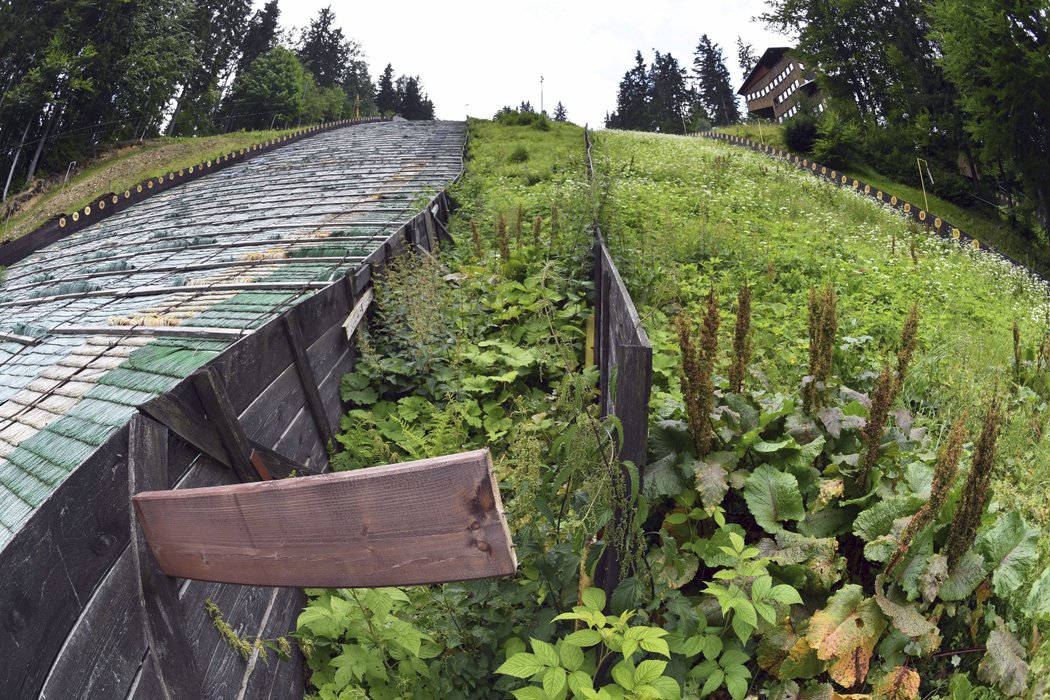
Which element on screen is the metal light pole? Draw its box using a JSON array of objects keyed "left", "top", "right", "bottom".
[{"left": 540, "top": 76, "right": 544, "bottom": 115}]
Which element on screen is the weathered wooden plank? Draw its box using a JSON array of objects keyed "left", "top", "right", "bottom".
[
  {"left": 198, "top": 584, "right": 272, "bottom": 700},
  {"left": 129, "top": 415, "right": 203, "bottom": 700},
  {"left": 0, "top": 429, "right": 130, "bottom": 698},
  {"left": 238, "top": 588, "right": 306, "bottom": 700},
  {"left": 39, "top": 552, "right": 147, "bottom": 700},
  {"left": 317, "top": 345, "right": 353, "bottom": 436},
  {"left": 239, "top": 363, "right": 310, "bottom": 448},
  {"left": 271, "top": 403, "right": 326, "bottom": 472},
  {"left": 283, "top": 313, "right": 335, "bottom": 448},
  {"left": 343, "top": 287, "right": 373, "bottom": 340},
  {"left": 192, "top": 368, "right": 266, "bottom": 482},
  {"left": 142, "top": 385, "right": 311, "bottom": 480},
  {"left": 125, "top": 652, "right": 164, "bottom": 700},
  {"left": 133, "top": 449, "right": 517, "bottom": 588}
]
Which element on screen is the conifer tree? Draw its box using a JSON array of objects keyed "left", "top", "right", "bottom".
[
  {"left": 692, "top": 34, "right": 740, "bottom": 126},
  {"left": 553, "top": 102, "right": 568, "bottom": 122}
]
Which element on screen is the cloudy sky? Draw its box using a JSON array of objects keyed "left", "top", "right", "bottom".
[{"left": 272, "top": 0, "right": 794, "bottom": 127}]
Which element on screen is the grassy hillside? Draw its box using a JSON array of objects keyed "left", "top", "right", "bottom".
[
  {"left": 287, "top": 120, "right": 1047, "bottom": 698},
  {"left": 596, "top": 128, "right": 1050, "bottom": 689},
  {"left": 0, "top": 126, "right": 303, "bottom": 244},
  {"left": 714, "top": 123, "right": 1050, "bottom": 277}
]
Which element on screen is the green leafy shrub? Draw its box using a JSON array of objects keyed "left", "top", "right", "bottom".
[{"left": 782, "top": 113, "right": 819, "bottom": 154}]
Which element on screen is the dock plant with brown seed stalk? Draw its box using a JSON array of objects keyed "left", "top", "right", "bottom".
[
  {"left": 728, "top": 283, "right": 751, "bottom": 394},
  {"left": 896, "top": 303, "right": 920, "bottom": 390},
  {"left": 532, "top": 215, "right": 542, "bottom": 246},
  {"left": 945, "top": 392, "right": 1002, "bottom": 567},
  {"left": 885, "top": 413, "right": 966, "bottom": 575},
  {"left": 804, "top": 285, "right": 837, "bottom": 413},
  {"left": 471, "top": 221, "right": 482, "bottom": 258},
  {"left": 514, "top": 204, "right": 524, "bottom": 245},
  {"left": 550, "top": 204, "right": 559, "bottom": 242},
  {"left": 1013, "top": 319, "right": 1021, "bottom": 380},
  {"left": 857, "top": 362, "right": 894, "bottom": 491},
  {"left": 497, "top": 213, "right": 510, "bottom": 261},
  {"left": 675, "top": 290, "right": 720, "bottom": 456}
]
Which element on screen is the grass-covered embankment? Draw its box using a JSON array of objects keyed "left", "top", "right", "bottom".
[{"left": 0, "top": 126, "right": 305, "bottom": 243}]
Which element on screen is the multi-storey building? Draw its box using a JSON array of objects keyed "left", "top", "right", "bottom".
[{"left": 738, "top": 47, "right": 823, "bottom": 122}]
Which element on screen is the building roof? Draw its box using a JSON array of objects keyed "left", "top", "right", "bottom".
[
  {"left": 738, "top": 46, "right": 794, "bottom": 95},
  {"left": 0, "top": 120, "right": 464, "bottom": 548}
]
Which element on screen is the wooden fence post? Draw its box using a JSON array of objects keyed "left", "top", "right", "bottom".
[{"left": 128, "top": 414, "right": 203, "bottom": 700}]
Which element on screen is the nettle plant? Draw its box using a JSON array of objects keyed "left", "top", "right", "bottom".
[{"left": 638, "top": 283, "right": 1044, "bottom": 698}]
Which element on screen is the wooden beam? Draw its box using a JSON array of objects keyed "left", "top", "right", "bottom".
[
  {"left": 141, "top": 379, "right": 319, "bottom": 479},
  {"left": 132, "top": 449, "right": 517, "bottom": 588},
  {"left": 282, "top": 314, "right": 335, "bottom": 448},
  {"left": 191, "top": 368, "right": 267, "bottom": 482},
  {"left": 343, "top": 287, "right": 373, "bottom": 340},
  {"left": 128, "top": 414, "right": 203, "bottom": 700}
]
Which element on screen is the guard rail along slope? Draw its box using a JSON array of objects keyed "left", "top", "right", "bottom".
[{"left": 0, "top": 119, "right": 466, "bottom": 699}]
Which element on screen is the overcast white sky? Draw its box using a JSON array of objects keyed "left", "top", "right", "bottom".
[{"left": 271, "top": 1, "right": 792, "bottom": 127}]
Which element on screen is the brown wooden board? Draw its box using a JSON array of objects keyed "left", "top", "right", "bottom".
[{"left": 133, "top": 449, "right": 516, "bottom": 588}]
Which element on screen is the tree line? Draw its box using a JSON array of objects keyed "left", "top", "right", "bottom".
[
  {"left": 762, "top": 0, "right": 1048, "bottom": 233},
  {"left": 0, "top": 1, "right": 436, "bottom": 203},
  {"left": 605, "top": 35, "right": 740, "bottom": 133}
]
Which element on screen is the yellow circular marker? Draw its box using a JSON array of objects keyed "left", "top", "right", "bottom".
[
  {"left": 853, "top": 180, "right": 859, "bottom": 189},
  {"left": 137, "top": 184, "right": 143, "bottom": 193},
  {"left": 803, "top": 159, "right": 808, "bottom": 166},
  {"left": 831, "top": 170, "right": 838, "bottom": 179},
  {"left": 124, "top": 190, "right": 131, "bottom": 198},
  {"left": 864, "top": 184, "right": 871, "bottom": 194},
  {"left": 72, "top": 211, "right": 80, "bottom": 222},
  {"left": 877, "top": 191, "right": 884, "bottom": 201},
  {"left": 971, "top": 239, "right": 980, "bottom": 250},
  {"left": 147, "top": 180, "right": 154, "bottom": 189},
  {"left": 111, "top": 195, "right": 118, "bottom": 204},
  {"left": 98, "top": 200, "right": 105, "bottom": 210},
  {"left": 821, "top": 166, "right": 827, "bottom": 175},
  {"left": 207, "top": 160, "right": 212, "bottom": 167},
  {"left": 168, "top": 172, "right": 174, "bottom": 179},
  {"left": 178, "top": 169, "right": 184, "bottom": 176},
  {"left": 811, "top": 162, "right": 817, "bottom": 171},
  {"left": 935, "top": 217, "right": 942, "bottom": 228},
  {"left": 904, "top": 203, "right": 911, "bottom": 213},
  {"left": 59, "top": 217, "right": 66, "bottom": 228},
  {"left": 158, "top": 176, "right": 164, "bottom": 184},
  {"left": 84, "top": 205, "right": 91, "bottom": 216},
  {"left": 952, "top": 228, "right": 961, "bottom": 239},
  {"left": 919, "top": 210, "right": 927, "bottom": 221},
  {"left": 891, "top": 195, "right": 898, "bottom": 206},
  {"left": 841, "top": 175, "right": 847, "bottom": 184}
]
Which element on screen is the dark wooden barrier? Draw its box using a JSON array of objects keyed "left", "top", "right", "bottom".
[
  {"left": 0, "top": 117, "right": 390, "bottom": 268},
  {"left": 0, "top": 193, "right": 454, "bottom": 699},
  {"left": 584, "top": 129, "right": 653, "bottom": 598}
]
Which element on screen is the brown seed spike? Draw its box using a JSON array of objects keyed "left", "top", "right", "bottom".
[
  {"left": 729, "top": 283, "right": 752, "bottom": 394},
  {"left": 532, "top": 215, "right": 542, "bottom": 246},
  {"left": 945, "top": 391, "right": 1002, "bottom": 567},
  {"left": 471, "top": 221, "right": 482, "bottom": 258},
  {"left": 497, "top": 213, "right": 510, "bottom": 261},
  {"left": 896, "top": 304, "right": 920, "bottom": 390},
  {"left": 857, "top": 361, "right": 894, "bottom": 491}
]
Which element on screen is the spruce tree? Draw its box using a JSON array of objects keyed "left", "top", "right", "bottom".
[
  {"left": 553, "top": 102, "right": 568, "bottom": 122},
  {"left": 736, "top": 36, "right": 757, "bottom": 76},
  {"left": 615, "top": 51, "right": 650, "bottom": 131},
  {"left": 235, "top": 0, "right": 280, "bottom": 78},
  {"left": 375, "top": 64, "right": 397, "bottom": 114},
  {"left": 297, "top": 6, "right": 355, "bottom": 89},
  {"left": 648, "top": 51, "right": 691, "bottom": 133},
  {"left": 693, "top": 35, "right": 740, "bottom": 126}
]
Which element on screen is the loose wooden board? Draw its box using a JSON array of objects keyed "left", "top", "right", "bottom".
[{"left": 132, "top": 449, "right": 517, "bottom": 588}]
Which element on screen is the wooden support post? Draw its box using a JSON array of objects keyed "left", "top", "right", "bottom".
[
  {"left": 140, "top": 392, "right": 317, "bottom": 478},
  {"left": 192, "top": 368, "right": 268, "bottom": 482},
  {"left": 128, "top": 414, "right": 203, "bottom": 700},
  {"left": 423, "top": 210, "right": 439, "bottom": 250},
  {"left": 133, "top": 449, "right": 517, "bottom": 588},
  {"left": 343, "top": 287, "right": 373, "bottom": 340},
  {"left": 282, "top": 314, "right": 336, "bottom": 448}
]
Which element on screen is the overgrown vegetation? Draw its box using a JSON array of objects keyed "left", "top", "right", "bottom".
[{"left": 294, "top": 121, "right": 1050, "bottom": 699}]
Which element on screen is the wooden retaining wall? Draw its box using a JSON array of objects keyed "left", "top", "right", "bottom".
[
  {"left": 0, "top": 195, "right": 454, "bottom": 699},
  {"left": 584, "top": 129, "right": 653, "bottom": 596}
]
